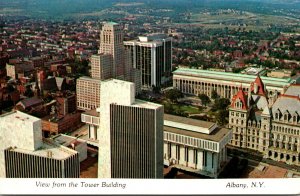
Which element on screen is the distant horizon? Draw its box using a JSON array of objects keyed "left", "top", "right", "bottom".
[{"left": 1, "top": 0, "right": 299, "bottom": 21}]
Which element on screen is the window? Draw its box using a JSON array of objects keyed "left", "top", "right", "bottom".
[
  {"left": 241, "top": 114, "right": 245, "bottom": 117},
  {"left": 176, "top": 145, "right": 180, "bottom": 160},
  {"left": 194, "top": 149, "right": 198, "bottom": 164},
  {"left": 185, "top": 147, "right": 189, "bottom": 162}
]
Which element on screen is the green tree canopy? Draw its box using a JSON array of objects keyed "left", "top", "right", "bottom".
[
  {"left": 198, "top": 94, "right": 210, "bottom": 106},
  {"left": 215, "top": 109, "right": 229, "bottom": 126},
  {"left": 165, "top": 89, "right": 184, "bottom": 103},
  {"left": 212, "top": 98, "right": 231, "bottom": 111}
]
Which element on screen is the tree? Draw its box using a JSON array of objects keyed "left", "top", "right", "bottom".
[
  {"left": 211, "top": 90, "right": 219, "bottom": 100},
  {"left": 198, "top": 94, "right": 210, "bottom": 106},
  {"left": 152, "top": 85, "right": 161, "bottom": 94},
  {"left": 165, "top": 89, "right": 183, "bottom": 103},
  {"left": 215, "top": 109, "right": 229, "bottom": 126},
  {"left": 212, "top": 98, "right": 230, "bottom": 111}
]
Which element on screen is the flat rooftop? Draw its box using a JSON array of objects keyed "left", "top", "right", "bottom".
[
  {"left": 77, "top": 76, "right": 102, "bottom": 83},
  {"left": 133, "top": 99, "right": 163, "bottom": 110},
  {"left": 83, "top": 109, "right": 99, "bottom": 117},
  {"left": 164, "top": 115, "right": 230, "bottom": 142},
  {"left": 0, "top": 110, "right": 40, "bottom": 124},
  {"left": 164, "top": 114, "right": 215, "bottom": 129},
  {"left": 6, "top": 139, "right": 77, "bottom": 160},
  {"left": 173, "top": 68, "right": 293, "bottom": 87},
  {"left": 52, "top": 134, "right": 86, "bottom": 147}
]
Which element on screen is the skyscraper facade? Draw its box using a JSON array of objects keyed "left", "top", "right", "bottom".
[
  {"left": 97, "top": 79, "right": 163, "bottom": 178},
  {"left": 90, "top": 54, "right": 112, "bottom": 80},
  {"left": 124, "top": 34, "right": 172, "bottom": 89},
  {"left": 99, "top": 22, "right": 125, "bottom": 78},
  {"left": 76, "top": 22, "right": 141, "bottom": 111}
]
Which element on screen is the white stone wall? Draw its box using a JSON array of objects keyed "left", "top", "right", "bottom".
[
  {"left": 97, "top": 80, "right": 135, "bottom": 178},
  {"left": 0, "top": 111, "right": 42, "bottom": 177}
]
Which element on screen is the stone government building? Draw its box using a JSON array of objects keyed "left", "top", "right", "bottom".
[
  {"left": 173, "top": 68, "right": 298, "bottom": 104},
  {"left": 173, "top": 67, "right": 300, "bottom": 167},
  {"left": 229, "top": 82, "right": 300, "bottom": 166}
]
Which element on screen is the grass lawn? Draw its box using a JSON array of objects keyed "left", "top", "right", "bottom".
[{"left": 173, "top": 104, "right": 200, "bottom": 114}]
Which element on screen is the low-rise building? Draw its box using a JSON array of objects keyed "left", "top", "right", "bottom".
[
  {"left": 163, "top": 114, "right": 232, "bottom": 178},
  {"left": 51, "top": 134, "right": 87, "bottom": 162}
]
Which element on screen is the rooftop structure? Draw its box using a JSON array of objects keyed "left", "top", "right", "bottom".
[{"left": 174, "top": 68, "right": 294, "bottom": 88}]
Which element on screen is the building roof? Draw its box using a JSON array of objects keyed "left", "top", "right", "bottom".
[
  {"left": 19, "top": 97, "right": 44, "bottom": 109},
  {"left": 52, "top": 134, "right": 86, "bottom": 148},
  {"left": 134, "top": 99, "right": 163, "bottom": 110},
  {"left": 0, "top": 110, "right": 40, "bottom": 123},
  {"left": 231, "top": 86, "right": 248, "bottom": 110},
  {"left": 55, "top": 77, "right": 66, "bottom": 91},
  {"left": 284, "top": 84, "right": 300, "bottom": 97},
  {"left": 262, "top": 106, "right": 272, "bottom": 116},
  {"left": 272, "top": 94, "right": 300, "bottom": 115},
  {"left": 164, "top": 114, "right": 215, "bottom": 129},
  {"left": 173, "top": 68, "right": 293, "bottom": 88},
  {"left": 163, "top": 114, "right": 230, "bottom": 142},
  {"left": 83, "top": 109, "right": 99, "bottom": 117},
  {"left": 251, "top": 94, "right": 268, "bottom": 110},
  {"left": 77, "top": 76, "right": 102, "bottom": 83},
  {"left": 5, "top": 138, "right": 77, "bottom": 160},
  {"left": 250, "top": 75, "right": 266, "bottom": 95}
]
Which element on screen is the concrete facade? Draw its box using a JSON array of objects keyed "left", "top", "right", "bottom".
[
  {"left": 163, "top": 114, "right": 232, "bottom": 178},
  {"left": 0, "top": 111, "right": 79, "bottom": 178},
  {"left": 97, "top": 79, "right": 163, "bottom": 178}
]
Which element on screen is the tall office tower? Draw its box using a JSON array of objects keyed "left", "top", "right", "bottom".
[
  {"left": 99, "top": 22, "right": 125, "bottom": 78},
  {"left": 97, "top": 79, "right": 163, "bottom": 178},
  {"left": 76, "top": 76, "right": 101, "bottom": 110},
  {"left": 91, "top": 54, "right": 112, "bottom": 80},
  {"left": 124, "top": 34, "right": 172, "bottom": 89},
  {"left": 0, "top": 111, "right": 79, "bottom": 178}
]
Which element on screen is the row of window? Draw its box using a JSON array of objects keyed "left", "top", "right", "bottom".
[{"left": 164, "top": 132, "right": 218, "bottom": 152}]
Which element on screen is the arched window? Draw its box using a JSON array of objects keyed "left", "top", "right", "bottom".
[{"left": 293, "top": 116, "right": 297, "bottom": 123}]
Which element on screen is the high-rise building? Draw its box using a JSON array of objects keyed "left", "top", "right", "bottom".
[
  {"left": 99, "top": 22, "right": 125, "bottom": 78},
  {"left": 76, "top": 22, "right": 141, "bottom": 111},
  {"left": 76, "top": 77, "right": 101, "bottom": 110},
  {"left": 97, "top": 79, "right": 164, "bottom": 178},
  {"left": 90, "top": 54, "right": 112, "bottom": 80},
  {"left": 0, "top": 111, "right": 80, "bottom": 178},
  {"left": 124, "top": 34, "right": 172, "bottom": 89}
]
